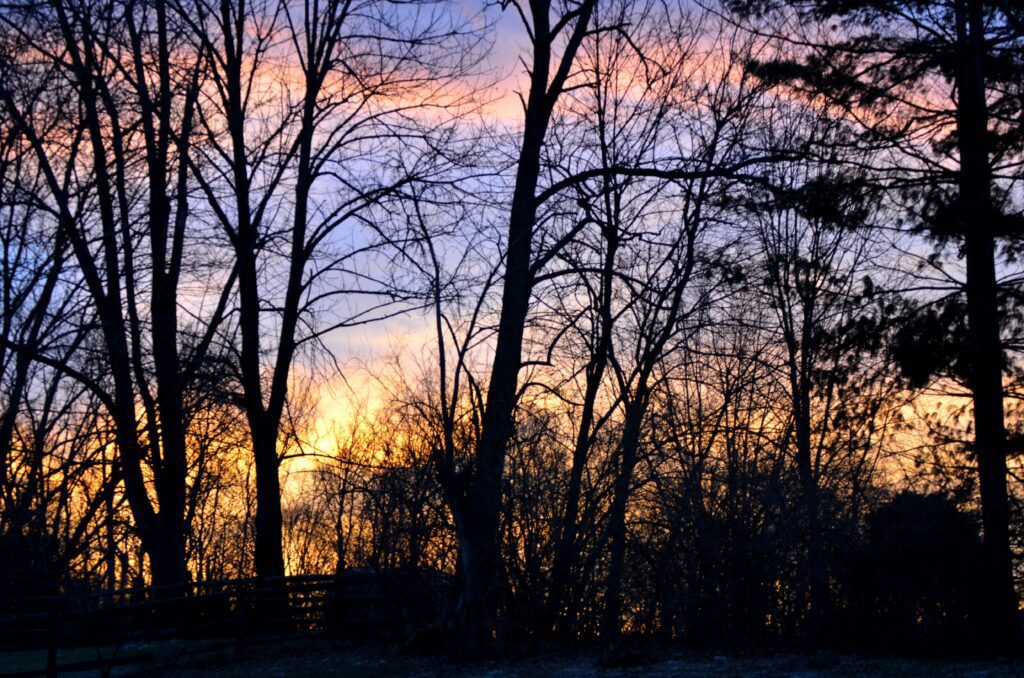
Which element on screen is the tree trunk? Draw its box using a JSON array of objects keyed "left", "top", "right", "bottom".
[
  {"left": 453, "top": 0, "right": 597, "bottom": 649},
  {"left": 954, "top": 0, "right": 1018, "bottom": 651},
  {"left": 252, "top": 430, "right": 286, "bottom": 579},
  {"left": 603, "top": 396, "right": 646, "bottom": 639},
  {"left": 456, "top": 167, "right": 538, "bottom": 648},
  {"left": 454, "top": 18, "right": 554, "bottom": 647},
  {"left": 793, "top": 389, "right": 828, "bottom": 643}
]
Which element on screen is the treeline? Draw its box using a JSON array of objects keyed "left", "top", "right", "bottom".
[{"left": 0, "top": 0, "right": 1022, "bottom": 656}]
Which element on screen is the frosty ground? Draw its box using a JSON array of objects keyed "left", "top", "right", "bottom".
[{"left": 128, "top": 638, "right": 1024, "bottom": 677}]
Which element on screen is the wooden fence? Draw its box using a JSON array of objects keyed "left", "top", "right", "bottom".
[{"left": 0, "top": 571, "right": 450, "bottom": 677}]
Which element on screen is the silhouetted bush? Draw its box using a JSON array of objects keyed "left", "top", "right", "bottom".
[{"left": 846, "top": 492, "right": 984, "bottom": 654}]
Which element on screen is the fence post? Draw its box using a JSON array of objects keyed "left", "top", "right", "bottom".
[
  {"left": 235, "top": 586, "right": 247, "bottom": 654},
  {"left": 45, "top": 601, "right": 57, "bottom": 678}
]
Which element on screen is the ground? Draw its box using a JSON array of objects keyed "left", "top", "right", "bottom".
[
  {"left": 133, "top": 638, "right": 1024, "bottom": 677},
  {"left": 3, "top": 637, "right": 1023, "bottom": 676}
]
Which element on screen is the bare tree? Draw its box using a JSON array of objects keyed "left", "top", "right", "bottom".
[
  {"left": 0, "top": 0, "right": 234, "bottom": 587},
  {"left": 183, "top": 0, "right": 476, "bottom": 578}
]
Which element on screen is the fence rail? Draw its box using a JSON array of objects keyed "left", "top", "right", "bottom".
[{"left": 0, "top": 571, "right": 449, "bottom": 677}]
